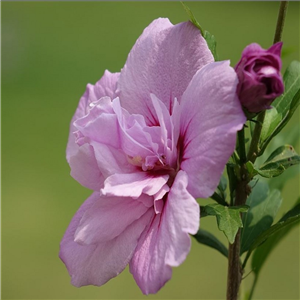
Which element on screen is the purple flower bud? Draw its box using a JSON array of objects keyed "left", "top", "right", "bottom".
[{"left": 235, "top": 42, "right": 284, "bottom": 113}]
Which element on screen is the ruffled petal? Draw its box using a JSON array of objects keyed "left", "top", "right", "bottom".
[
  {"left": 130, "top": 171, "right": 199, "bottom": 294},
  {"left": 180, "top": 61, "right": 246, "bottom": 198},
  {"left": 74, "top": 96, "right": 120, "bottom": 149},
  {"left": 118, "top": 19, "right": 213, "bottom": 125},
  {"left": 92, "top": 142, "right": 136, "bottom": 178},
  {"left": 69, "top": 143, "right": 104, "bottom": 191},
  {"left": 150, "top": 94, "right": 181, "bottom": 168},
  {"left": 93, "top": 70, "right": 120, "bottom": 100},
  {"left": 59, "top": 192, "right": 153, "bottom": 287},
  {"left": 68, "top": 97, "right": 124, "bottom": 190},
  {"left": 102, "top": 172, "right": 169, "bottom": 199},
  {"left": 75, "top": 194, "right": 152, "bottom": 245},
  {"left": 112, "top": 98, "right": 158, "bottom": 158},
  {"left": 67, "top": 70, "right": 119, "bottom": 162}
]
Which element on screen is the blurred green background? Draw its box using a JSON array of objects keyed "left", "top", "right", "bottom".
[{"left": 1, "top": 2, "right": 299, "bottom": 299}]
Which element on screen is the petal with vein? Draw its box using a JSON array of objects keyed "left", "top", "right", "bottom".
[
  {"left": 59, "top": 192, "right": 153, "bottom": 287},
  {"left": 130, "top": 171, "right": 199, "bottom": 294},
  {"left": 118, "top": 19, "right": 213, "bottom": 124},
  {"left": 180, "top": 61, "right": 246, "bottom": 198}
]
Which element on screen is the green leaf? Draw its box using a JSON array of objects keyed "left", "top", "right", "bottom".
[
  {"left": 257, "top": 165, "right": 285, "bottom": 178},
  {"left": 273, "top": 61, "right": 300, "bottom": 117},
  {"left": 181, "top": 2, "right": 218, "bottom": 60},
  {"left": 218, "top": 175, "right": 227, "bottom": 196},
  {"left": 199, "top": 205, "right": 209, "bottom": 218},
  {"left": 210, "top": 192, "right": 228, "bottom": 206},
  {"left": 279, "top": 199, "right": 300, "bottom": 222},
  {"left": 259, "top": 61, "right": 300, "bottom": 155},
  {"left": 260, "top": 124, "right": 300, "bottom": 191},
  {"left": 247, "top": 213, "right": 300, "bottom": 255},
  {"left": 249, "top": 118, "right": 256, "bottom": 138},
  {"left": 245, "top": 161, "right": 258, "bottom": 179},
  {"left": 210, "top": 175, "right": 228, "bottom": 205},
  {"left": 193, "top": 229, "right": 228, "bottom": 258},
  {"left": 260, "top": 108, "right": 281, "bottom": 142},
  {"left": 181, "top": 2, "right": 203, "bottom": 33},
  {"left": 276, "top": 87, "right": 300, "bottom": 127},
  {"left": 258, "top": 145, "right": 300, "bottom": 178},
  {"left": 203, "top": 30, "right": 218, "bottom": 61},
  {"left": 240, "top": 181, "right": 282, "bottom": 254},
  {"left": 204, "top": 203, "right": 249, "bottom": 244},
  {"left": 251, "top": 199, "right": 300, "bottom": 275}
]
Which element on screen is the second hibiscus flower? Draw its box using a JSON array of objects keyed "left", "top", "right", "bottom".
[{"left": 60, "top": 18, "right": 246, "bottom": 294}]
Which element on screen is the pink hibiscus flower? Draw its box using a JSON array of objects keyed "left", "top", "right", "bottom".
[{"left": 60, "top": 18, "right": 246, "bottom": 294}]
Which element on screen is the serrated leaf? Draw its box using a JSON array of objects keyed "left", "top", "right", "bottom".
[
  {"left": 240, "top": 181, "right": 282, "bottom": 254},
  {"left": 181, "top": 2, "right": 218, "bottom": 60},
  {"left": 193, "top": 229, "right": 228, "bottom": 258},
  {"left": 251, "top": 199, "right": 300, "bottom": 275},
  {"left": 259, "top": 61, "right": 300, "bottom": 155},
  {"left": 204, "top": 203, "right": 248, "bottom": 244},
  {"left": 258, "top": 145, "right": 300, "bottom": 178}
]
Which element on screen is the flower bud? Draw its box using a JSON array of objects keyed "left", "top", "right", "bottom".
[{"left": 235, "top": 42, "right": 284, "bottom": 113}]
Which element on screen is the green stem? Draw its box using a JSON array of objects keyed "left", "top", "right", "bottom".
[
  {"left": 227, "top": 230, "right": 243, "bottom": 300},
  {"left": 247, "top": 112, "right": 265, "bottom": 163},
  {"left": 273, "top": 1, "right": 289, "bottom": 44},
  {"left": 226, "top": 163, "right": 248, "bottom": 300}
]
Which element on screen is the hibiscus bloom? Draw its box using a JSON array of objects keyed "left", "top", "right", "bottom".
[{"left": 60, "top": 18, "right": 246, "bottom": 294}]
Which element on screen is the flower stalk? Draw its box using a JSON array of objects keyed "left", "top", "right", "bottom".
[
  {"left": 227, "top": 128, "right": 249, "bottom": 300},
  {"left": 247, "top": 111, "right": 265, "bottom": 163},
  {"left": 226, "top": 2, "right": 288, "bottom": 299},
  {"left": 273, "top": 1, "right": 289, "bottom": 44}
]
